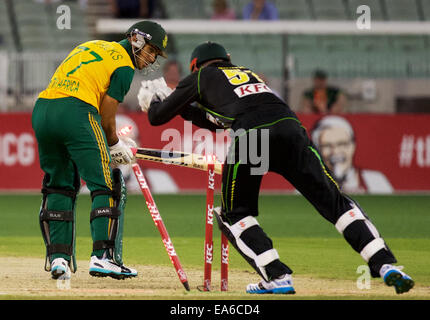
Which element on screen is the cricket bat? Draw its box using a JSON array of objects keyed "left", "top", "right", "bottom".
[{"left": 131, "top": 147, "right": 223, "bottom": 175}]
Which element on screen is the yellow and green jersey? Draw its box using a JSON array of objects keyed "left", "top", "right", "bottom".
[{"left": 39, "top": 40, "right": 135, "bottom": 112}]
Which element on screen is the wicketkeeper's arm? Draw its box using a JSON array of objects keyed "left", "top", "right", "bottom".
[
  {"left": 147, "top": 72, "right": 199, "bottom": 125},
  {"left": 180, "top": 104, "right": 221, "bottom": 132}
]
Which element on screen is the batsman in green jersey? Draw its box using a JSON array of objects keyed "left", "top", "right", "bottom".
[{"left": 32, "top": 21, "right": 168, "bottom": 280}]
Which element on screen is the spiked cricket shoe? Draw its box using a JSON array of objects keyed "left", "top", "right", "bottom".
[
  {"left": 51, "top": 258, "right": 71, "bottom": 280},
  {"left": 246, "top": 273, "right": 295, "bottom": 294},
  {"left": 380, "top": 264, "right": 414, "bottom": 294},
  {"left": 89, "top": 256, "right": 137, "bottom": 280}
]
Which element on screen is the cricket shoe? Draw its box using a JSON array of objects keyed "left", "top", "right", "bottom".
[
  {"left": 51, "top": 258, "right": 71, "bottom": 280},
  {"left": 246, "top": 273, "right": 295, "bottom": 294},
  {"left": 380, "top": 264, "right": 414, "bottom": 294},
  {"left": 89, "top": 256, "right": 137, "bottom": 280}
]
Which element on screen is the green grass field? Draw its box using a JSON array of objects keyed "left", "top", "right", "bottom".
[{"left": 0, "top": 194, "right": 429, "bottom": 299}]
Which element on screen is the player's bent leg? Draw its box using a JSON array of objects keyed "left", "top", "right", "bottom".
[
  {"left": 215, "top": 208, "right": 295, "bottom": 294},
  {"left": 274, "top": 123, "right": 413, "bottom": 293},
  {"left": 34, "top": 110, "right": 81, "bottom": 278},
  {"left": 319, "top": 191, "right": 413, "bottom": 294},
  {"left": 66, "top": 110, "right": 136, "bottom": 280},
  {"left": 39, "top": 171, "right": 80, "bottom": 278},
  {"left": 221, "top": 152, "right": 294, "bottom": 293},
  {"left": 334, "top": 199, "right": 397, "bottom": 274},
  {"left": 88, "top": 168, "right": 137, "bottom": 279},
  {"left": 333, "top": 197, "right": 414, "bottom": 293}
]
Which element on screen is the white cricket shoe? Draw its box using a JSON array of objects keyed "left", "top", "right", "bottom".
[
  {"left": 380, "top": 264, "right": 414, "bottom": 294},
  {"left": 89, "top": 256, "right": 137, "bottom": 280},
  {"left": 51, "top": 258, "right": 71, "bottom": 280},
  {"left": 246, "top": 273, "right": 295, "bottom": 294}
]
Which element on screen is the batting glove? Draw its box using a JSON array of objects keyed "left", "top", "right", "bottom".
[
  {"left": 120, "top": 136, "right": 137, "bottom": 149},
  {"left": 109, "top": 138, "right": 134, "bottom": 165}
]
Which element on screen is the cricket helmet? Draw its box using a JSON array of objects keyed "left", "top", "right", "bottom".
[
  {"left": 189, "top": 41, "right": 229, "bottom": 72},
  {"left": 126, "top": 21, "right": 168, "bottom": 58}
]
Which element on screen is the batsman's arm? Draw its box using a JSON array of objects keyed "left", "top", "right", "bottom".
[
  {"left": 100, "top": 94, "right": 120, "bottom": 145},
  {"left": 148, "top": 72, "right": 199, "bottom": 126},
  {"left": 101, "top": 66, "right": 134, "bottom": 145}
]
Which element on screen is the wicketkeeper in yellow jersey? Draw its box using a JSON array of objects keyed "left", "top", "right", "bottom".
[{"left": 32, "top": 21, "right": 168, "bottom": 280}]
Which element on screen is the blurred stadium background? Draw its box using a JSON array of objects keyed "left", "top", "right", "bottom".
[
  {"left": 1, "top": 0, "right": 430, "bottom": 112},
  {"left": 0, "top": 0, "right": 429, "bottom": 193}
]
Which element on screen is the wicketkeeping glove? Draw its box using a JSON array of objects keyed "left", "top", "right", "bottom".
[
  {"left": 137, "top": 77, "right": 173, "bottom": 112},
  {"left": 137, "top": 80, "right": 153, "bottom": 113},
  {"left": 109, "top": 138, "right": 134, "bottom": 165},
  {"left": 150, "top": 77, "right": 173, "bottom": 100}
]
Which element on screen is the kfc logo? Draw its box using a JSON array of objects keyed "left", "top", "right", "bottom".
[{"left": 234, "top": 83, "right": 272, "bottom": 98}]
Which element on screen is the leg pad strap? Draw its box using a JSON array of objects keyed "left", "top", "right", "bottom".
[
  {"left": 360, "top": 238, "right": 386, "bottom": 262},
  {"left": 93, "top": 240, "right": 116, "bottom": 252},
  {"left": 47, "top": 244, "right": 73, "bottom": 256},
  {"left": 40, "top": 209, "right": 73, "bottom": 222},
  {"left": 42, "top": 186, "right": 77, "bottom": 199},
  {"left": 335, "top": 205, "right": 366, "bottom": 234},
  {"left": 255, "top": 249, "right": 280, "bottom": 267},
  {"left": 91, "top": 189, "right": 114, "bottom": 202},
  {"left": 90, "top": 207, "right": 120, "bottom": 222},
  {"left": 230, "top": 216, "right": 259, "bottom": 238},
  {"left": 215, "top": 209, "right": 288, "bottom": 281}
]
